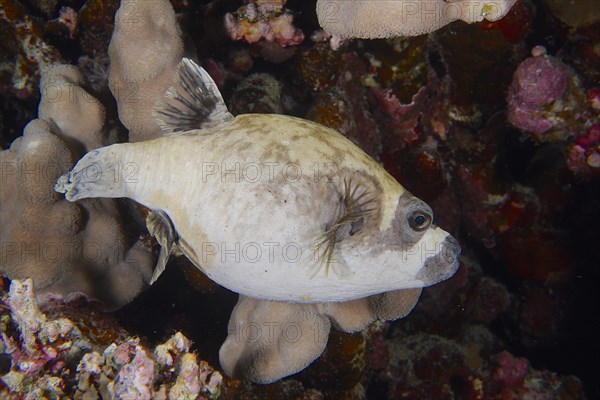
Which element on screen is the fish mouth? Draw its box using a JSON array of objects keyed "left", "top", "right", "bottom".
[{"left": 416, "top": 235, "right": 461, "bottom": 286}]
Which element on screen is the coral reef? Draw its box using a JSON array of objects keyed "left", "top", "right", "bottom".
[
  {"left": 1, "top": 0, "right": 599, "bottom": 398},
  {"left": 0, "top": 278, "right": 222, "bottom": 399},
  {"left": 76, "top": 334, "right": 222, "bottom": 399},
  {"left": 370, "top": 333, "right": 586, "bottom": 399}
]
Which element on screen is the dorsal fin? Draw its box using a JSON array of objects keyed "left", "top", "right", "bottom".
[{"left": 153, "top": 58, "right": 235, "bottom": 134}]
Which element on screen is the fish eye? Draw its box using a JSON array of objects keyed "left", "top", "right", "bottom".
[{"left": 408, "top": 211, "right": 431, "bottom": 231}]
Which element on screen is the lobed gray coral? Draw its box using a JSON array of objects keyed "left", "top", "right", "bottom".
[
  {"left": 108, "top": 0, "right": 184, "bottom": 142},
  {"left": 0, "top": 64, "right": 154, "bottom": 309},
  {"left": 316, "top": 0, "right": 517, "bottom": 38}
]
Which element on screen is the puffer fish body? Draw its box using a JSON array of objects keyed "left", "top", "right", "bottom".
[
  {"left": 56, "top": 58, "right": 460, "bottom": 383},
  {"left": 56, "top": 59, "right": 459, "bottom": 304}
]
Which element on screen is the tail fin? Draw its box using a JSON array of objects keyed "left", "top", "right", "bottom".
[{"left": 55, "top": 144, "right": 130, "bottom": 201}]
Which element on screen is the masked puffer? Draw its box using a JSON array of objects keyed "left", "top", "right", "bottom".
[
  {"left": 56, "top": 57, "right": 461, "bottom": 383},
  {"left": 56, "top": 58, "right": 459, "bottom": 304}
]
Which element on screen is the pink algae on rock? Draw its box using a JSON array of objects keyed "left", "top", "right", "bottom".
[
  {"left": 224, "top": 0, "right": 304, "bottom": 47},
  {"left": 567, "top": 123, "right": 600, "bottom": 177},
  {"left": 491, "top": 351, "right": 529, "bottom": 386},
  {"left": 507, "top": 46, "right": 585, "bottom": 140},
  {"left": 0, "top": 278, "right": 222, "bottom": 400}
]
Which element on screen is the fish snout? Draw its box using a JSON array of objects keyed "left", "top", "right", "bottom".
[
  {"left": 416, "top": 234, "right": 461, "bottom": 286},
  {"left": 443, "top": 235, "right": 461, "bottom": 264}
]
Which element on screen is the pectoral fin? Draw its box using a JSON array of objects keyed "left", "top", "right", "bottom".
[
  {"left": 175, "top": 237, "right": 204, "bottom": 272},
  {"left": 146, "top": 210, "right": 178, "bottom": 284},
  {"left": 312, "top": 178, "right": 378, "bottom": 278}
]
